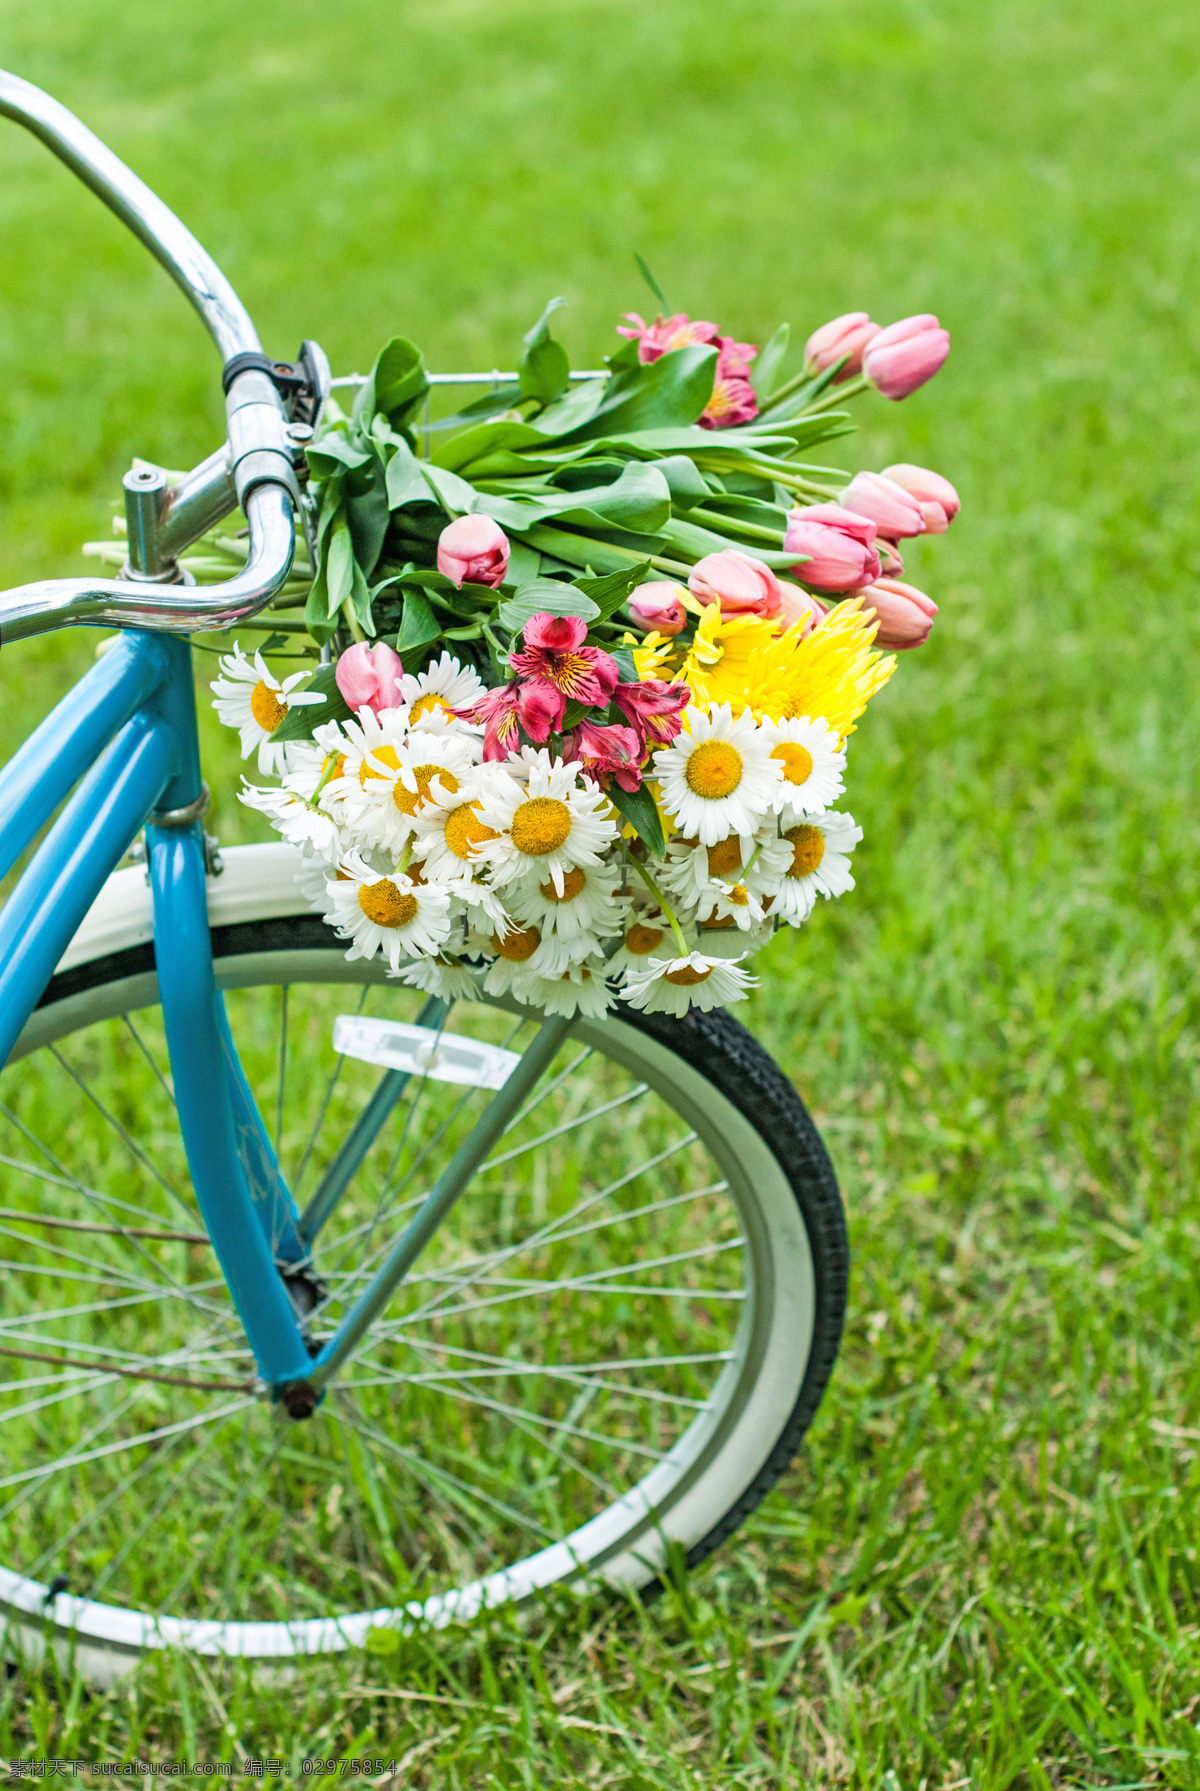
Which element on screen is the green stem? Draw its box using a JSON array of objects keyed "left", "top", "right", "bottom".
[
  {"left": 797, "top": 373, "right": 868, "bottom": 414},
  {"left": 630, "top": 858, "right": 689, "bottom": 957}
]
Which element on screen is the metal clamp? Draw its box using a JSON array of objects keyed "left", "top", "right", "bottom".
[{"left": 147, "top": 781, "right": 210, "bottom": 829}]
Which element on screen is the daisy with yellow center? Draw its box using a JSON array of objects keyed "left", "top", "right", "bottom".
[
  {"left": 476, "top": 749, "right": 618, "bottom": 896},
  {"left": 502, "top": 959, "right": 616, "bottom": 1021},
  {"left": 211, "top": 644, "right": 325, "bottom": 774},
  {"left": 325, "top": 848, "right": 452, "bottom": 972},
  {"left": 761, "top": 811, "right": 862, "bottom": 926},
  {"left": 759, "top": 716, "right": 846, "bottom": 815},
  {"left": 398, "top": 652, "right": 487, "bottom": 738},
  {"left": 509, "top": 860, "right": 628, "bottom": 943},
  {"left": 652, "top": 703, "right": 781, "bottom": 846},
  {"left": 395, "top": 954, "right": 484, "bottom": 1001},
  {"left": 622, "top": 950, "right": 757, "bottom": 1017},
  {"left": 410, "top": 765, "right": 510, "bottom": 882},
  {"left": 351, "top": 731, "right": 477, "bottom": 855}
]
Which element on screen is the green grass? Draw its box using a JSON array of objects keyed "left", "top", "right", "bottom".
[{"left": 3, "top": 0, "right": 1200, "bottom": 1779}]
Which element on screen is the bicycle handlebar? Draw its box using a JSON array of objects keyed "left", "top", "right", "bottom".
[{"left": 0, "top": 70, "right": 300, "bottom": 643}]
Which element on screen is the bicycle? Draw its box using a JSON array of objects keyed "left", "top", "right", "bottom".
[{"left": 0, "top": 69, "right": 848, "bottom": 1686}]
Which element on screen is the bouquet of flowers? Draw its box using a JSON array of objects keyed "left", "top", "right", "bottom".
[{"left": 198, "top": 295, "right": 958, "bottom": 1019}]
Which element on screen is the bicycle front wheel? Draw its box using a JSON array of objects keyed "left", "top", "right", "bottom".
[{"left": 0, "top": 846, "right": 847, "bottom": 1683}]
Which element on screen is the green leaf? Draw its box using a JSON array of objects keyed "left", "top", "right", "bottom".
[
  {"left": 396, "top": 591, "right": 443, "bottom": 667},
  {"left": 524, "top": 377, "right": 608, "bottom": 440},
  {"left": 354, "top": 336, "right": 429, "bottom": 431},
  {"left": 573, "top": 560, "right": 653, "bottom": 620},
  {"left": 564, "top": 344, "right": 718, "bottom": 441},
  {"left": 609, "top": 782, "right": 665, "bottom": 856},
  {"left": 611, "top": 644, "right": 638, "bottom": 683},
  {"left": 306, "top": 433, "right": 372, "bottom": 479},
  {"left": 385, "top": 438, "right": 436, "bottom": 510},
  {"left": 497, "top": 579, "right": 600, "bottom": 632},
  {"left": 419, "top": 461, "right": 481, "bottom": 516},
  {"left": 551, "top": 462, "right": 671, "bottom": 534},
  {"left": 633, "top": 252, "right": 670, "bottom": 314},
  {"left": 560, "top": 698, "right": 591, "bottom": 732},
  {"left": 433, "top": 419, "right": 550, "bottom": 474},
  {"left": 346, "top": 456, "right": 391, "bottom": 576},
  {"left": 270, "top": 663, "right": 353, "bottom": 742},
  {"left": 751, "top": 323, "right": 790, "bottom": 400},
  {"left": 519, "top": 297, "right": 570, "bottom": 405},
  {"left": 654, "top": 454, "right": 711, "bottom": 510}
]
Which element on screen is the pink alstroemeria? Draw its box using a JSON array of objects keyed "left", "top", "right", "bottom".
[
  {"left": 334, "top": 641, "right": 403, "bottom": 716},
  {"left": 436, "top": 515, "right": 511, "bottom": 589},
  {"left": 563, "top": 719, "right": 644, "bottom": 793},
  {"left": 463, "top": 684, "right": 523, "bottom": 761},
  {"left": 700, "top": 335, "right": 759, "bottom": 430},
  {"left": 509, "top": 613, "right": 620, "bottom": 710},
  {"left": 611, "top": 677, "right": 691, "bottom": 748},
  {"left": 617, "top": 311, "right": 720, "bottom": 364}
]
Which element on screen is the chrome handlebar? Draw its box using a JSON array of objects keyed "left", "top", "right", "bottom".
[{"left": 0, "top": 69, "right": 301, "bottom": 644}]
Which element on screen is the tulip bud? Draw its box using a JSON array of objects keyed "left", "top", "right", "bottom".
[
  {"left": 880, "top": 463, "right": 960, "bottom": 532},
  {"left": 777, "top": 585, "right": 827, "bottom": 636},
  {"left": 689, "top": 551, "right": 782, "bottom": 619},
  {"left": 335, "top": 640, "right": 404, "bottom": 716},
  {"left": 783, "top": 509, "right": 881, "bottom": 593},
  {"left": 803, "top": 312, "right": 881, "bottom": 381},
  {"left": 840, "top": 472, "right": 926, "bottom": 540},
  {"left": 862, "top": 315, "right": 950, "bottom": 401},
  {"left": 627, "top": 581, "right": 689, "bottom": 636},
  {"left": 436, "top": 514, "right": 510, "bottom": 589},
  {"left": 861, "top": 578, "right": 938, "bottom": 650}
]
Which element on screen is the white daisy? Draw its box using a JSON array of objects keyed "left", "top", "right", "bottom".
[
  {"left": 294, "top": 851, "right": 342, "bottom": 917},
  {"left": 394, "top": 953, "right": 483, "bottom": 1001},
  {"left": 759, "top": 716, "right": 846, "bottom": 815},
  {"left": 239, "top": 779, "right": 342, "bottom": 856},
  {"left": 398, "top": 651, "right": 487, "bottom": 733},
  {"left": 506, "top": 960, "right": 615, "bottom": 1021},
  {"left": 508, "top": 860, "right": 629, "bottom": 945},
  {"left": 409, "top": 766, "right": 510, "bottom": 881},
  {"left": 694, "top": 918, "right": 773, "bottom": 960},
  {"left": 603, "top": 910, "right": 692, "bottom": 979},
  {"left": 211, "top": 645, "right": 326, "bottom": 774},
  {"left": 352, "top": 730, "right": 479, "bottom": 854},
  {"left": 325, "top": 848, "right": 452, "bottom": 971},
  {"left": 476, "top": 749, "right": 618, "bottom": 896},
  {"left": 326, "top": 706, "right": 411, "bottom": 834},
  {"left": 622, "top": 951, "right": 757, "bottom": 1016},
  {"left": 700, "top": 879, "right": 768, "bottom": 932},
  {"left": 652, "top": 704, "right": 782, "bottom": 846},
  {"left": 479, "top": 923, "right": 592, "bottom": 995},
  {"left": 765, "top": 811, "right": 863, "bottom": 926}
]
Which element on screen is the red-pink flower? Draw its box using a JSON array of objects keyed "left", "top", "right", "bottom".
[
  {"left": 803, "top": 312, "right": 881, "bottom": 381},
  {"left": 627, "top": 582, "right": 688, "bottom": 636},
  {"left": 840, "top": 472, "right": 927, "bottom": 540},
  {"left": 509, "top": 612, "right": 620, "bottom": 711},
  {"left": 616, "top": 311, "right": 720, "bottom": 364},
  {"left": 880, "top": 463, "right": 960, "bottom": 532},
  {"left": 464, "top": 684, "right": 523, "bottom": 760},
  {"left": 689, "top": 550, "right": 782, "bottom": 619},
  {"left": 562, "top": 719, "right": 644, "bottom": 793},
  {"left": 436, "top": 515, "right": 511, "bottom": 589},
  {"left": 335, "top": 641, "right": 404, "bottom": 716},
  {"left": 862, "top": 315, "right": 950, "bottom": 401},
  {"left": 700, "top": 335, "right": 759, "bottom": 430},
  {"left": 784, "top": 505, "right": 882, "bottom": 593},
  {"left": 611, "top": 677, "right": 691, "bottom": 748},
  {"left": 861, "top": 578, "right": 938, "bottom": 650}
]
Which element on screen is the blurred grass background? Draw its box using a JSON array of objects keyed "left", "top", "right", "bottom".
[{"left": 4, "top": 0, "right": 1200, "bottom": 1780}]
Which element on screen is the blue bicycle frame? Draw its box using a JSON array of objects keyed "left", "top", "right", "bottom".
[{"left": 0, "top": 70, "right": 571, "bottom": 1416}]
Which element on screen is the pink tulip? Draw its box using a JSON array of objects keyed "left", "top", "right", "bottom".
[
  {"left": 862, "top": 315, "right": 950, "bottom": 401},
  {"left": 777, "top": 586, "right": 828, "bottom": 636},
  {"left": 840, "top": 472, "right": 926, "bottom": 540},
  {"left": 627, "top": 582, "right": 688, "bottom": 636},
  {"left": 784, "top": 507, "right": 882, "bottom": 593},
  {"left": 803, "top": 312, "right": 881, "bottom": 381},
  {"left": 689, "top": 550, "right": 782, "bottom": 619},
  {"left": 335, "top": 640, "right": 404, "bottom": 716},
  {"left": 861, "top": 578, "right": 938, "bottom": 650},
  {"left": 881, "top": 463, "right": 960, "bottom": 532},
  {"left": 436, "top": 514, "right": 510, "bottom": 589}
]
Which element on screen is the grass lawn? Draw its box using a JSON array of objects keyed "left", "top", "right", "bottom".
[{"left": 3, "top": 0, "right": 1200, "bottom": 1780}]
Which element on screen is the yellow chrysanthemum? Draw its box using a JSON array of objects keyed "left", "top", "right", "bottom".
[
  {"left": 680, "top": 599, "right": 895, "bottom": 742},
  {"left": 624, "top": 631, "right": 681, "bottom": 682}
]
